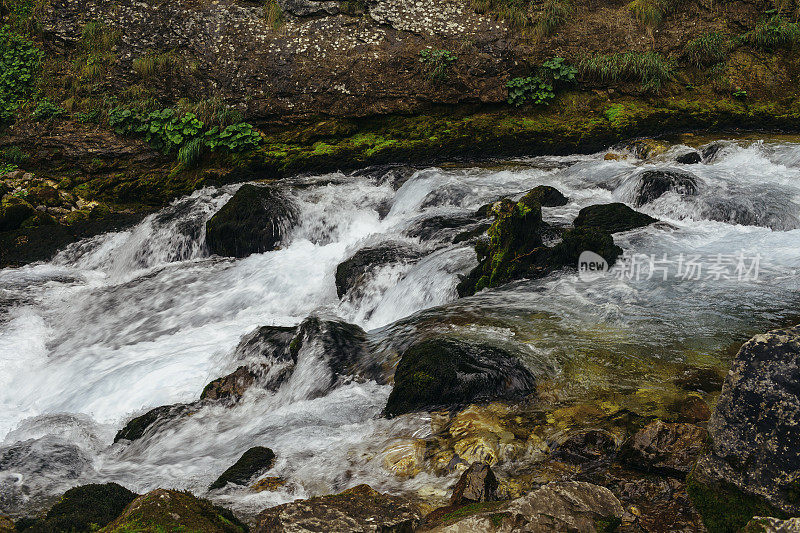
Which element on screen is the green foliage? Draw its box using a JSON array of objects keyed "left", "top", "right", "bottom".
[
  {"left": 132, "top": 53, "right": 178, "bottom": 78},
  {"left": 745, "top": 15, "right": 800, "bottom": 50},
  {"left": 541, "top": 56, "right": 578, "bottom": 83},
  {"left": 733, "top": 88, "right": 747, "bottom": 99},
  {"left": 580, "top": 51, "right": 674, "bottom": 91},
  {"left": 627, "top": 0, "right": 674, "bottom": 27},
  {"left": 534, "top": 0, "right": 572, "bottom": 39},
  {"left": 0, "top": 162, "right": 18, "bottom": 174},
  {"left": 263, "top": 0, "right": 284, "bottom": 29},
  {"left": 73, "top": 21, "right": 119, "bottom": 82},
  {"left": 109, "top": 105, "right": 262, "bottom": 156},
  {"left": 506, "top": 76, "right": 555, "bottom": 106},
  {"left": 418, "top": 48, "right": 458, "bottom": 80},
  {"left": 0, "top": 0, "right": 48, "bottom": 35},
  {"left": 471, "top": 0, "right": 530, "bottom": 29},
  {"left": 2, "top": 146, "right": 28, "bottom": 166},
  {"left": 0, "top": 25, "right": 43, "bottom": 124},
  {"left": 32, "top": 99, "right": 66, "bottom": 120},
  {"left": 684, "top": 32, "right": 732, "bottom": 67},
  {"left": 75, "top": 108, "right": 103, "bottom": 124}
]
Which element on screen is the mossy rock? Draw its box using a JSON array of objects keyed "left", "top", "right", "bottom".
[
  {"left": 0, "top": 197, "right": 36, "bottom": 231},
  {"left": 209, "top": 447, "right": 276, "bottom": 490},
  {"left": 0, "top": 515, "right": 14, "bottom": 533},
  {"left": 687, "top": 470, "right": 785, "bottom": 533},
  {"left": 205, "top": 184, "right": 298, "bottom": 258},
  {"left": 520, "top": 185, "right": 569, "bottom": 207},
  {"left": 100, "top": 489, "right": 247, "bottom": 533},
  {"left": 19, "top": 483, "right": 138, "bottom": 533},
  {"left": 384, "top": 337, "right": 536, "bottom": 417},
  {"left": 549, "top": 227, "right": 622, "bottom": 268},
  {"left": 573, "top": 203, "right": 657, "bottom": 233}
]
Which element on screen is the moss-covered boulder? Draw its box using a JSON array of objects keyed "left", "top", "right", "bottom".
[
  {"left": 520, "top": 185, "right": 569, "bottom": 207},
  {"left": 100, "top": 489, "right": 247, "bottom": 533},
  {"left": 19, "top": 483, "right": 138, "bottom": 533},
  {"left": 205, "top": 184, "right": 298, "bottom": 258},
  {"left": 209, "top": 447, "right": 276, "bottom": 490},
  {"left": 0, "top": 197, "right": 36, "bottom": 232},
  {"left": 384, "top": 337, "right": 536, "bottom": 417},
  {"left": 548, "top": 227, "right": 622, "bottom": 269},
  {"left": 254, "top": 484, "right": 421, "bottom": 532},
  {"left": 573, "top": 203, "right": 657, "bottom": 233}
]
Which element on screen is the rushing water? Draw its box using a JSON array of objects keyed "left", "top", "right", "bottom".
[{"left": 2, "top": 138, "right": 800, "bottom": 517}]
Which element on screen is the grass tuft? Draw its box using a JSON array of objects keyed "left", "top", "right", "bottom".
[
  {"left": 177, "top": 137, "right": 207, "bottom": 167},
  {"left": 533, "top": 0, "right": 572, "bottom": 40},
  {"left": 684, "top": 32, "right": 732, "bottom": 67},
  {"left": 580, "top": 51, "right": 674, "bottom": 91},
  {"left": 745, "top": 15, "right": 800, "bottom": 49}
]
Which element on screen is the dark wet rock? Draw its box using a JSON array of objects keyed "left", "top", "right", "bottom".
[
  {"left": 20, "top": 483, "right": 138, "bottom": 533},
  {"left": 674, "top": 367, "right": 725, "bottom": 393},
  {"left": 205, "top": 184, "right": 298, "bottom": 258},
  {"left": 114, "top": 403, "right": 194, "bottom": 443},
  {"left": 201, "top": 366, "right": 259, "bottom": 403},
  {"left": 743, "top": 517, "right": 800, "bottom": 532},
  {"left": 352, "top": 164, "right": 417, "bottom": 191},
  {"left": 291, "top": 316, "right": 385, "bottom": 390},
  {"left": 669, "top": 395, "right": 712, "bottom": 424},
  {"left": 521, "top": 185, "right": 569, "bottom": 207},
  {"left": 102, "top": 489, "right": 247, "bottom": 533},
  {"left": 453, "top": 222, "right": 492, "bottom": 245},
  {"left": 676, "top": 151, "right": 702, "bottom": 164},
  {"left": 622, "top": 420, "right": 706, "bottom": 477},
  {"left": 209, "top": 447, "right": 276, "bottom": 490},
  {"left": 0, "top": 197, "right": 36, "bottom": 232},
  {"left": 573, "top": 202, "right": 658, "bottom": 233},
  {"left": 610, "top": 473, "right": 705, "bottom": 533},
  {"left": 405, "top": 214, "right": 481, "bottom": 242},
  {"left": 693, "top": 325, "right": 800, "bottom": 516},
  {"left": 548, "top": 227, "right": 622, "bottom": 269},
  {"left": 633, "top": 169, "right": 699, "bottom": 207},
  {"left": 384, "top": 337, "right": 536, "bottom": 417},
  {"left": 451, "top": 462, "right": 498, "bottom": 506},
  {"left": 700, "top": 190, "right": 800, "bottom": 230},
  {"left": 702, "top": 142, "right": 727, "bottom": 163},
  {"left": 253, "top": 483, "right": 421, "bottom": 533},
  {"left": 202, "top": 325, "right": 297, "bottom": 402},
  {"left": 335, "top": 243, "right": 420, "bottom": 298},
  {"left": 553, "top": 429, "right": 620, "bottom": 465}
]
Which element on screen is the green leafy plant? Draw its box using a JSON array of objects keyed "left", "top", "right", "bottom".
[
  {"left": 0, "top": 25, "right": 44, "bottom": 124},
  {"left": 0, "top": 162, "right": 18, "bottom": 174},
  {"left": 540, "top": 57, "right": 577, "bottom": 83},
  {"left": 2, "top": 146, "right": 29, "bottom": 166},
  {"left": 204, "top": 122, "right": 262, "bottom": 152},
  {"left": 418, "top": 48, "right": 458, "bottom": 80},
  {"left": 733, "top": 88, "right": 748, "bottom": 99},
  {"left": 506, "top": 76, "right": 555, "bottom": 106},
  {"left": 684, "top": 32, "right": 732, "bottom": 67},
  {"left": 32, "top": 99, "right": 66, "bottom": 120},
  {"left": 580, "top": 51, "right": 674, "bottom": 91},
  {"left": 745, "top": 14, "right": 800, "bottom": 49}
]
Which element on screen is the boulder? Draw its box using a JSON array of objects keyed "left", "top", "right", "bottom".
[
  {"left": 114, "top": 403, "right": 194, "bottom": 443},
  {"left": 553, "top": 429, "right": 620, "bottom": 465},
  {"left": 20, "top": 483, "right": 138, "bottom": 532},
  {"left": 676, "top": 151, "right": 702, "bottom": 164},
  {"left": 209, "top": 447, "right": 276, "bottom": 490},
  {"left": 0, "top": 197, "right": 36, "bottom": 232},
  {"left": 100, "top": 489, "right": 247, "bottom": 533},
  {"left": 384, "top": 337, "right": 536, "bottom": 417},
  {"left": 633, "top": 169, "right": 699, "bottom": 207},
  {"left": 201, "top": 366, "right": 258, "bottom": 403},
  {"left": 335, "top": 243, "right": 420, "bottom": 298},
  {"left": 691, "top": 325, "right": 800, "bottom": 519},
  {"left": 253, "top": 484, "right": 421, "bottom": 532},
  {"left": 205, "top": 184, "right": 298, "bottom": 258},
  {"left": 743, "top": 517, "right": 800, "bottom": 532},
  {"left": 520, "top": 185, "right": 569, "bottom": 207},
  {"left": 405, "top": 214, "right": 481, "bottom": 242},
  {"left": 621, "top": 138, "right": 671, "bottom": 159},
  {"left": 622, "top": 420, "right": 707, "bottom": 476},
  {"left": 573, "top": 203, "right": 657, "bottom": 233},
  {"left": 450, "top": 462, "right": 498, "bottom": 506}
]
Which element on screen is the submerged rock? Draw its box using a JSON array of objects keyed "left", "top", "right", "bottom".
[
  {"left": 20, "top": 483, "right": 138, "bottom": 533},
  {"left": 384, "top": 337, "right": 536, "bottom": 417},
  {"left": 451, "top": 462, "right": 498, "bottom": 505},
  {"left": 622, "top": 420, "right": 706, "bottom": 477},
  {"left": 209, "top": 447, "right": 276, "bottom": 490},
  {"left": 253, "top": 484, "right": 421, "bottom": 532},
  {"left": 692, "top": 325, "right": 800, "bottom": 519},
  {"left": 573, "top": 203, "right": 657, "bottom": 233},
  {"left": 676, "top": 151, "right": 702, "bottom": 164},
  {"left": 335, "top": 243, "right": 420, "bottom": 298},
  {"left": 633, "top": 169, "right": 699, "bottom": 207},
  {"left": 205, "top": 184, "right": 298, "bottom": 258},
  {"left": 101, "top": 489, "right": 246, "bottom": 533}
]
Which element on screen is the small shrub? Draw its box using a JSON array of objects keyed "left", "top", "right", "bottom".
[
  {"left": 0, "top": 25, "right": 43, "bottom": 124},
  {"left": 533, "top": 0, "right": 572, "bottom": 39},
  {"left": 506, "top": 76, "right": 555, "bottom": 106},
  {"left": 263, "top": 0, "right": 284, "bottom": 29},
  {"left": 204, "top": 122, "right": 263, "bottom": 152},
  {"left": 419, "top": 48, "right": 458, "bottom": 80},
  {"left": 580, "top": 51, "right": 674, "bottom": 91},
  {"left": 745, "top": 15, "right": 800, "bottom": 49},
  {"left": 32, "top": 99, "right": 66, "bottom": 120},
  {"left": 684, "top": 32, "right": 732, "bottom": 67}
]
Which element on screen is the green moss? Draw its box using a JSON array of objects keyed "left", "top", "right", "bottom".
[
  {"left": 595, "top": 516, "right": 622, "bottom": 532},
  {"left": 686, "top": 471, "right": 785, "bottom": 533},
  {"left": 437, "top": 501, "right": 508, "bottom": 525}
]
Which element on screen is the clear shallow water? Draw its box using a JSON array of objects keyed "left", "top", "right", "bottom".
[{"left": 2, "top": 139, "right": 800, "bottom": 516}]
